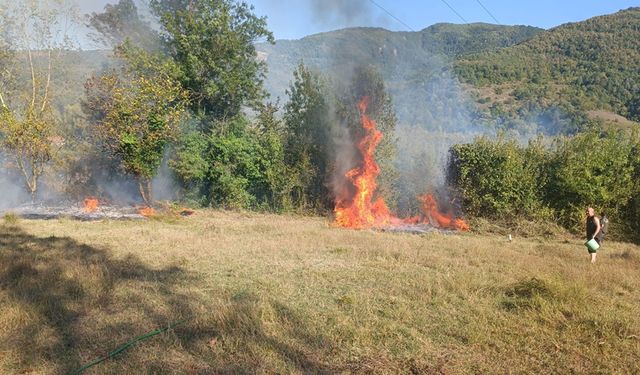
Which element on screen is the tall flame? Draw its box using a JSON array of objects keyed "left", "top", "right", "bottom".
[
  {"left": 334, "top": 97, "right": 469, "bottom": 231},
  {"left": 334, "top": 97, "right": 395, "bottom": 228}
]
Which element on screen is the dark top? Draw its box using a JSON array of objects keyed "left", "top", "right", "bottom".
[{"left": 586, "top": 216, "right": 598, "bottom": 240}]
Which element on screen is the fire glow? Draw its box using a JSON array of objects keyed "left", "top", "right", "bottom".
[
  {"left": 138, "top": 206, "right": 156, "bottom": 217},
  {"left": 83, "top": 197, "right": 99, "bottom": 213},
  {"left": 334, "top": 97, "right": 469, "bottom": 232}
]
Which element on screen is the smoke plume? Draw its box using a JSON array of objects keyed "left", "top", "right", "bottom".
[{"left": 309, "top": 0, "right": 388, "bottom": 29}]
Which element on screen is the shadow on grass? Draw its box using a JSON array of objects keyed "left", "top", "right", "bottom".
[
  {"left": 171, "top": 291, "right": 344, "bottom": 374},
  {"left": 0, "top": 225, "right": 347, "bottom": 374},
  {"left": 0, "top": 225, "right": 195, "bottom": 374}
]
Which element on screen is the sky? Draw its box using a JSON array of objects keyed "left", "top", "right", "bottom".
[{"left": 78, "top": 0, "right": 639, "bottom": 44}]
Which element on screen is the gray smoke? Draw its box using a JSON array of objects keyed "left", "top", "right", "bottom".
[
  {"left": 308, "top": 0, "right": 389, "bottom": 29},
  {"left": 151, "top": 148, "right": 179, "bottom": 202},
  {"left": 0, "top": 156, "right": 29, "bottom": 210}
]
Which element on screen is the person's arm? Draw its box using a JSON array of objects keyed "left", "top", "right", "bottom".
[{"left": 592, "top": 217, "right": 601, "bottom": 239}]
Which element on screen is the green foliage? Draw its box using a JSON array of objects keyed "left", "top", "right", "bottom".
[
  {"left": 448, "top": 135, "right": 550, "bottom": 219},
  {"left": 172, "top": 113, "right": 288, "bottom": 210},
  {"left": 456, "top": 8, "right": 640, "bottom": 128},
  {"left": 448, "top": 130, "right": 640, "bottom": 239},
  {"left": 546, "top": 131, "right": 636, "bottom": 230},
  {"left": 0, "top": 106, "right": 55, "bottom": 198},
  {"left": 150, "top": 0, "right": 274, "bottom": 121},
  {"left": 84, "top": 48, "right": 188, "bottom": 203},
  {"left": 282, "top": 62, "right": 332, "bottom": 211}
]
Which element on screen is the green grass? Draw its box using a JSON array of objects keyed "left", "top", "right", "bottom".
[
  {"left": 1, "top": 210, "right": 639, "bottom": 374},
  {"left": 2, "top": 212, "right": 18, "bottom": 225}
]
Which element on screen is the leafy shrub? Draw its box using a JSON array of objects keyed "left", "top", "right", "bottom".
[{"left": 447, "top": 134, "right": 551, "bottom": 220}]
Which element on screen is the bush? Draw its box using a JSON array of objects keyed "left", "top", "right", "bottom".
[
  {"left": 447, "top": 130, "right": 640, "bottom": 240},
  {"left": 546, "top": 131, "right": 635, "bottom": 231},
  {"left": 447, "top": 134, "right": 551, "bottom": 220}
]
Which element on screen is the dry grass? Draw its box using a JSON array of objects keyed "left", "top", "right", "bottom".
[{"left": 1, "top": 210, "right": 639, "bottom": 374}]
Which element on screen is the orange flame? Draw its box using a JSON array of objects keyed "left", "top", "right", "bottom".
[
  {"left": 334, "top": 97, "right": 396, "bottom": 228},
  {"left": 138, "top": 206, "right": 156, "bottom": 217},
  {"left": 418, "top": 194, "right": 469, "bottom": 231},
  {"left": 334, "top": 97, "right": 469, "bottom": 231},
  {"left": 83, "top": 197, "right": 99, "bottom": 213}
]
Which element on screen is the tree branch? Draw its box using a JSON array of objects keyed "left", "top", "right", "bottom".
[
  {"left": 41, "top": 49, "right": 52, "bottom": 113},
  {"left": 27, "top": 46, "right": 36, "bottom": 110}
]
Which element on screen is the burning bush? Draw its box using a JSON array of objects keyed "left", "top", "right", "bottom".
[{"left": 334, "top": 97, "right": 468, "bottom": 231}]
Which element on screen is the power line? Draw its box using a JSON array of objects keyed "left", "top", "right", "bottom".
[
  {"left": 368, "top": 0, "right": 416, "bottom": 32},
  {"left": 439, "top": 0, "right": 468, "bottom": 23},
  {"left": 475, "top": 0, "right": 500, "bottom": 24}
]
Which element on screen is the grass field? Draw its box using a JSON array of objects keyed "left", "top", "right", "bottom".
[{"left": 1, "top": 210, "right": 639, "bottom": 374}]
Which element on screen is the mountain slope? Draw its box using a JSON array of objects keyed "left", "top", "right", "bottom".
[
  {"left": 257, "top": 24, "right": 542, "bottom": 129},
  {"left": 455, "top": 7, "right": 640, "bottom": 129}
]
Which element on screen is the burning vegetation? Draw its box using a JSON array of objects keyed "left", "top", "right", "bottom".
[
  {"left": 334, "top": 97, "right": 468, "bottom": 232},
  {"left": 83, "top": 197, "right": 99, "bottom": 213}
]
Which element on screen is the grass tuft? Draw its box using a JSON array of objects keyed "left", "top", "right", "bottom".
[
  {"left": 502, "top": 277, "right": 557, "bottom": 311},
  {"left": 2, "top": 212, "right": 19, "bottom": 225}
]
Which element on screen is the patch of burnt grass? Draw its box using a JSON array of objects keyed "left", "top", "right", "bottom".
[{"left": 610, "top": 249, "right": 638, "bottom": 261}]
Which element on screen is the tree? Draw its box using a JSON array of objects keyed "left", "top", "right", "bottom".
[
  {"left": 283, "top": 62, "right": 333, "bottom": 210},
  {"left": 86, "top": 0, "right": 160, "bottom": 49},
  {"left": 171, "top": 113, "right": 287, "bottom": 210},
  {"left": 0, "top": 0, "right": 78, "bottom": 200},
  {"left": 84, "top": 46, "right": 188, "bottom": 203},
  {"left": 149, "top": 0, "right": 274, "bottom": 122}
]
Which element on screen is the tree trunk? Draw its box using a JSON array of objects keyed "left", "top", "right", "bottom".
[
  {"left": 138, "top": 180, "right": 148, "bottom": 204},
  {"left": 138, "top": 178, "right": 153, "bottom": 205},
  {"left": 28, "top": 175, "right": 37, "bottom": 203}
]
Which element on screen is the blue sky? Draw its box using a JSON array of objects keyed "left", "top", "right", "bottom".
[
  {"left": 80, "top": 0, "right": 639, "bottom": 41},
  {"left": 246, "top": 0, "right": 639, "bottom": 39}
]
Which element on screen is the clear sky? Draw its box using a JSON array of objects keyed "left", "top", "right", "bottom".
[
  {"left": 246, "top": 0, "right": 639, "bottom": 39},
  {"left": 79, "top": 0, "right": 639, "bottom": 42}
]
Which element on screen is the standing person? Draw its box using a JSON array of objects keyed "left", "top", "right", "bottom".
[
  {"left": 586, "top": 207, "right": 601, "bottom": 263},
  {"left": 598, "top": 211, "right": 609, "bottom": 245}
]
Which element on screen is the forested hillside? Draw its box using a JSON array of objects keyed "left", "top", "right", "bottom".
[
  {"left": 257, "top": 23, "right": 541, "bottom": 130},
  {"left": 455, "top": 7, "right": 640, "bottom": 131},
  {"left": 53, "top": 8, "right": 640, "bottom": 135}
]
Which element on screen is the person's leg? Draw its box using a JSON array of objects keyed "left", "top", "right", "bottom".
[{"left": 591, "top": 252, "right": 597, "bottom": 263}]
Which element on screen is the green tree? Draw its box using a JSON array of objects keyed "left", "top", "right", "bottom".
[
  {"left": 283, "top": 62, "right": 333, "bottom": 210},
  {"left": 447, "top": 135, "right": 550, "bottom": 219},
  {"left": 546, "top": 130, "right": 635, "bottom": 229},
  {"left": 86, "top": 0, "right": 159, "bottom": 49},
  {"left": 172, "top": 114, "right": 286, "bottom": 209},
  {"left": 150, "top": 0, "right": 274, "bottom": 122},
  {"left": 0, "top": 1, "right": 78, "bottom": 200},
  {"left": 84, "top": 48, "right": 188, "bottom": 203}
]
